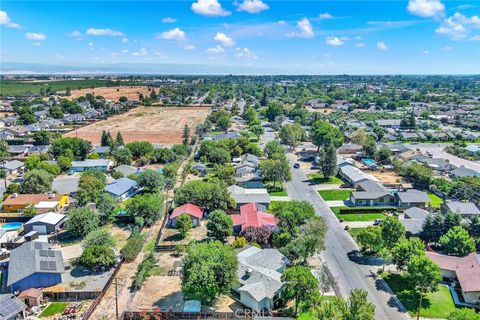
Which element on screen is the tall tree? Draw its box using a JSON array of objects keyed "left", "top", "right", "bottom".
[
  {"left": 350, "top": 128, "right": 367, "bottom": 146},
  {"left": 406, "top": 255, "right": 441, "bottom": 320},
  {"left": 439, "top": 226, "right": 476, "bottom": 256},
  {"left": 115, "top": 132, "right": 124, "bottom": 146},
  {"left": 380, "top": 217, "right": 406, "bottom": 249},
  {"left": 319, "top": 142, "right": 337, "bottom": 179},
  {"left": 391, "top": 237, "right": 425, "bottom": 271},
  {"left": 206, "top": 209, "right": 233, "bottom": 243},
  {"left": 347, "top": 289, "right": 376, "bottom": 320},
  {"left": 182, "top": 125, "right": 190, "bottom": 146},
  {"left": 310, "top": 120, "right": 344, "bottom": 149},
  {"left": 281, "top": 266, "right": 319, "bottom": 316}
]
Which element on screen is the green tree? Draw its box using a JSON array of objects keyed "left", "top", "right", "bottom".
[
  {"left": 319, "top": 142, "right": 337, "bottom": 179},
  {"left": 284, "top": 217, "right": 327, "bottom": 263},
  {"left": 216, "top": 115, "right": 231, "bottom": 131},
  {"left": 125, "top": 141, "right": 154, "bottom": 158},
  {"left": 381, "top": 217, "right": 406, "bottom": 249},
  {"left": 137, "top": 169, "right": 164, "bottom": 192},
  {"left": 57, "top": 155, "right": 72, "bottom": 172},
  {"left": 264, "top": 102, "right": 283, "bottom": 122},
  {"left": 311, "top": 120, "right": 344, "bottom": 149},
  {"left": 211, "top": 164, "right": 235, "bottom": 186},
  {"left": 66, "top": 207, "right": 100, "bottom": 238},
  {"left": 115, "top": 132, "right": 125, "bottom": 146},
  {"left": 391, "top": 237, "right": 425, "bottom": 271},
  {"left": 23, "top": 205, "right": 37, "bottom": 217},
  {"left": 282, "top": 266, "right": 319, "bottom": 316},
  {"left": 377, "top": 146, "right": 392, "bottom": 164},
  {"left": 350, "top": 128, "right": 367, "bottom": 146},
  {"left": 78, "top": 245, "right": 116, "bottom": 269},
  {"left": 362, "top": 136, "right": 377, "bottom": 159},
  {"left": 250, "top": 124, "right": 264, "bottom": 140},
  {"left": 357, "top": 226, "right": 384, "bottom": 253},
  {"left": 406, "top": 255, "right": 442, "bottom": 320},
  {"left": 98, "top": 193, "right": 117, "bottom": 223},
  {"left": 112, "top": 147, "right": 133, "bottom": 165},
  {"left": 83, "top": 229, "right": 115, "bottom": 249},
  {"left": 128, "top": 192, "right": 164, "bottom": 226},
  {"left": 21, "top": 169, "right": 53, "bottom": 193},
  {"left": 176, "top": 213, "right": 193, "bottom": 238},
  {"left": 182, "top": 125, "right": 190, "bottom": 146},
  {"left": 33, "top": 131, "right": 50, "bottom": 145},
  {"left": 264, "top": 140, "right": 285, "bottom": 160},
  {"left": 259, "top": 158, "right": 291, "bottom": 188},
  {"left": 278, "top": 123, "right": 303, "bottom": 149},
  {"left": 174, "top": 180, "right": 233, "bottom": 211},
  {"left": 76, "top": 171, "right": 107, "bottom": 206},
  {"left": 182, "top": 241, "right": 238, "bottom": 305},
  {"left": 207, "top": 209, "right": 233, "bottom": 243},
  {"left": 439, "top": 226, "right": 476, "bottom": 255},
  {"left": 346, "top": 289, "right": 376, "bottom": 320}
]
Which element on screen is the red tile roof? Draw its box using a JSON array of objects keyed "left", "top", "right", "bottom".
[
  {"left": 231, "top": 203, "right": 277, "bottom": 231},
  {"left": 426, "top": 251, "right": 480, "bottom": 292},
  {"left": 171, "top": 203, "right": 203, "bottom": 220}
]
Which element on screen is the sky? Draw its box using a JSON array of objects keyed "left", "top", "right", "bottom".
[{"left": 0, "top": 0, "right": 479, "bottom": 74}]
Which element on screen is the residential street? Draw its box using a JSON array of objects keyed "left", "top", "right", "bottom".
[{"left": 285, "top": 154, "right": 410, "bottom": 320}]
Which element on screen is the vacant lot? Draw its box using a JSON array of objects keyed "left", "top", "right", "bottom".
[
  {"left": 64, "top": 106, "right": 210, "bottom": 145},
  {"left": 67, "top": 86, "right": 150, "bottom": 101}
]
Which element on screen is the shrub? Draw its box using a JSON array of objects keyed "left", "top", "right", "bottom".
[
  {"left": 78, "top": 245, "right": 116, "bottom": 270},
  {"left": 120, "top": 231, "right": 146, "bottom": 261}
]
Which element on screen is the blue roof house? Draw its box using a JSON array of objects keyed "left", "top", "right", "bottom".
[
  {"left": 7, "top": 241, "right": 64, "bottom": 292},
  {"left": 105, "top": 177, "right": 138, "bottom": 200}
]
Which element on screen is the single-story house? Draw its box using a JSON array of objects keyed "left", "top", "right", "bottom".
[
  {"left": 2, "top": 193, "right": 69, "bottom": 213},
  {"left": 231, "top": 203, "right": 277, "bottom": 234},
  {"left": 395, "top": 190, "right": 431, "bottom": 208},
  {"left": 70, "top": 159, "right": 114, "bottom": 172},
  {"left": 399, "top": 207, "right": 430, "bottom": 235},
  {"left": 235, "top": 246, "right": 289, "bottom": 311},
  {"left": 92, "top": 146, "right": 111, "bottom": 157},
  {"left": 113, "top": 164, "right": 142, "bottom": 177},
  {"left": 376, "top": 119, "right": 401, "bottom": 128},
  {"left": 337, "top": 143, "right": 362, "bottom": 155},
  {"left": 18, "top": 288, "right": 43, "bottom": 307},
  {"left": 169, "top": 203, "right": 203, "bottom": 227},
  {"left": 0, "top": 294, "right": 27, "bottom": 320},
  {"left": 350, "top": 180, "right": 395, "bottom": 206},
  {"left": 27, "top": 145, "right": 50, "bottom": 155},
  {"left": 191, "top": 163, "right": 207, "bottom": 176},
  {"left": 338, "top": 165, "right": 379, "bottom": 187},
  {"left": 2, "top": 160, "right": 25, "bottom": 175},
  {"left": 7, "top": 241, "right": 64, "bottom": 292},
  {"left": 227, "top": 185, "right": 271, "bottom": 209},
  {"left": 104, "top": 177, "right": 138, "bottom": 200},
  {"left": 450, "top": 166, "right": 480, "bottom": 178},
  {"left": 207, "top": 131, "right": 242, "bottom": 141},
  {"left": 24, "top": 212, "right": 66, "bottom": 235},
  {"left": 7, "top": 145, "right": 30, "bottom": 157},
  {"left": 426, "top": 251, "right": 480, "bottom": 304},
  {"left": 441, "top": 201, "right": 480, "bottom": 217}
]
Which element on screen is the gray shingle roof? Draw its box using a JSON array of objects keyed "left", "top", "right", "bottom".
[
  {"left": 7, "top": 241, "right": 64, "bottom": 287},
  {"left": 396, "top": 190, "right": 431, "bottom": 203},
  {"left": 105, "top": 177, "right": 137, "bottom": 196},
  {"left": 113, "top": 165, "right": 142, "bottom": 177},
  {"left": 227, "top": 185, "right": 270, "bottom": 205},
  {"left": 404, "top": 207, "right": 429, "bottom": 220},
  {"left": 445, "top": 201, "right": 480, "bottom": 216}
]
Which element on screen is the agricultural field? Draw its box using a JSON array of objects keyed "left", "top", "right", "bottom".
[
  {"left": 0, "top": 79, "right": 113, "bottom": 96},
  {"left": 63, "top": 106, "right": 210, "bottom": 145},
  {"left": 66, "top": 85, "right": 150, "bottom": 101}
]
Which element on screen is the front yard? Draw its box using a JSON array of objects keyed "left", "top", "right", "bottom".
[
  {"left": 39, "top": 302, "right": 68, "bottom": 317},
  {"left": 319, "top": 189, "right": 351, "bottom": 201},
  {"left": 382, "top": 273, "right": 458, "bottom": 319},
  {"left": 427, "top": 192, "right": 443, "bottom": 208},
  {"left": 307, "top": 173, "right": 344, "bottom": 185},
  {"left": 331, "top": 207, "right": 391, "bottom": 222}
]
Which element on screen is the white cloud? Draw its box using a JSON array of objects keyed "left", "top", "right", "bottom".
[
  {"left": 87, "top": 42, "right": 94, "bottom": 47},
  {"left": 0, "top": 11, "right": 21, "bottom": 28},
  {"left": 435, "top": 12, "right": 480, "bottom": 39},
  {"left": 355, "top": 42, "right": 366, "bottom": 48},
  {"left": 68, "top": 30, "right": 81, "bottom": 37},
  {"left": 407, "top": 0, "right": 445, "bottom": 18},
  {"left": 235, "top": 47, "right": 258, "bottom": 59},
  {"left": 32, "top": 42, "right": 41, "bottom": 47},
  {"left": 86, "top": 28, "right": 124, "bottom": 36},
  {"left": 441, "top": 46, "right": 453, "bottom": 51},
  {"left": 122, "top": 38, "right": 129, "bottom": 44},
  {"left": 25, "top": 32, "right": 46, "bottom": 41},
  {"left": 325, "top": 36, "right": 344, "bottom": 46},
  {"left": 470, "top": 35, "right": 480, "bottom": 41},
  {"left": 191, "top": 0, "right": 231, "bottom": 17},
  {"left": 287, "top": 18, "right": 314, "bottom": 38},
  {"left": 236, "top": 0, "right": 269, "bottom": 14},
  {"left": 207, "top": 45, "right": 225, "bottom": 53},
  {"left": 133, "top": 48, "right": 148, "bottom": 56},
  {"left": 184, "top": 44, "right": 196, "bottom": 50},
  {"left": 162, "top": 17, "right": 177, "bottom": 23},
  {"left": 121, "top": 49, "right": 129, "bottom": 53},
  {"left": 319, "top": 12, "right": 333, "bottom": 20},
  {"left": 158, "top": 27, "right": 186, "bottom": 41},
  {"left": 277, "top": 20, "right": 286, "bottom": 26},
  {"left": 214, "top": 32, "right": 234, "bottom": 47},
  {"left": 377, "top": 41, "right": 388, "bottom": 50},
  {"left": 422, "top": 50, "right": 430, "bottom": 55}
]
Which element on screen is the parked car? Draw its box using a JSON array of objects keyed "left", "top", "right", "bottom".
[
  {"left": 373, "top": 219, "right": 383, "bottom": 226},
  {"left": 293, "top": 163, "right": 300, "bottom": 169}
]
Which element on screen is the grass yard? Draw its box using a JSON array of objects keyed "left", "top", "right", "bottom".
[
  {"left": 307, "top": 173, "right": 344, "bottom": 185},
  {"left": 319, "top": 190, "right": 351, "bottom": 201},
  {"left": 269, "top": 190, "right": 288, "bottom": 196},
  {"left": 40, "top": 302, "right": 68, "bottom": 317},
  {"left": 0, "top": 79, "right": 113, "bottom": 96},
  {"left": 348, "top": 228, "right": 364, "bottom": 240},
  {"left": 331, "top": 207, "right": 386, "bottom": 222},
  {"left": 427, "top": 193, "right": 444, "bottom": 208},
  {"left": 382, "top": 273, "right": 458, "bottom": 319}
]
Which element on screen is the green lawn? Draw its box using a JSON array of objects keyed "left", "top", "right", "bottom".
[
  {"left": 40, "top": 302, "right": 68, "bottom": 317},
  {"left": 0, "top": 79, "right": 113, "bottom": 96},
  {"left": 269, "top": 190, "right": 288, "bottom": 196},
  {"left": 382, "top": 273, "right": 458, "bottom": 318},
  {"left": 427, "top": 193, "right": 444, "bottom": 208},
  {"left": 319, "top": 190, "right": 351, "bottom": 201},
  {"left": 348, "top": 228, "right": 364, "bottom": 240},
  {"left": 307, "top": 173, "right": 344, "bottom": 185},
  {"left": 332, "top": 207, "right": 386, "bottom": 221}
]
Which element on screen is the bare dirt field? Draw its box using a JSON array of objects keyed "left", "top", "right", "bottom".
[
  {"left": 68, "top": 86, "right": 150, "bottom": 101},
  {"left": 64, "top": 106, "right": 210, "bottom": 145},
  {"left": 368, "top": 170, "right": 404, "bottom": 185}
]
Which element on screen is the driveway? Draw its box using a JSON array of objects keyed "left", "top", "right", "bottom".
[
  {"left": 325, "top": 200, "right": 346, "bottom": 207},
  {"left": 52, "top": 173, "right": 80, "bottom": 194}
]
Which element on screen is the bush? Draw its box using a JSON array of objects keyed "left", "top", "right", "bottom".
[
  {"left": 232, "top": 237, "right": 247, "bottom": 248},
  {"left": 83, "top": 229, "right": 115, "bottom": 249},
  {"left": 78, "top": 245, "right": 116, "bottom": 270},
  {"left": 66, "top": 207, "right": 100, "bottom": 238},
  {"left": 176, "top": 213, "right": 193, "bottom": 238},
  {"left": 120, "top": 231, "right": 146, "bottom": 261}
]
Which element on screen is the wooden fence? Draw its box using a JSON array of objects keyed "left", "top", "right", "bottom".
[
  {"left": 121, "top": 311, "right": 287, "bottom": 320},
  {"left": 43, "top": 291, "right": 100, "bottom": 301}
]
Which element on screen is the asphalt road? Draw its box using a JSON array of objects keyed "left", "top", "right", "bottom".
[{"left": 285, "top": 158, "right": 410, "bottom": 320}]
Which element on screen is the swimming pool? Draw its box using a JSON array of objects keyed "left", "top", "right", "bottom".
[
  {"left": 1, "top": 222, "right": 23, "bottom": 230},
  {"left": 362, "top": 158, "right": 377, "bottom": 166}
]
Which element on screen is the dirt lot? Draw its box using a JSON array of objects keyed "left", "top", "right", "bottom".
[
  {"left": 67, "top": 86, "right": 150, "bottom": 101},
  {"left": 161, "top": 223, "right": 208, "bottom": 246},
  {"left": 64, "top": 106, "right": 210, "bottom": 145},
  {"left": 368, "top": 170, "right": 404, "bottom": 185}
]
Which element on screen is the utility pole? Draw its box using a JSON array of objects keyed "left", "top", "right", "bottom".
[{"left": 115, "top": 277, "right": 119, "bottom": 320}]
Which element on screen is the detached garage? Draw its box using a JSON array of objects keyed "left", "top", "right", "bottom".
[{"left": 24, "top": 212, "right": 66, "bottom": 235}]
